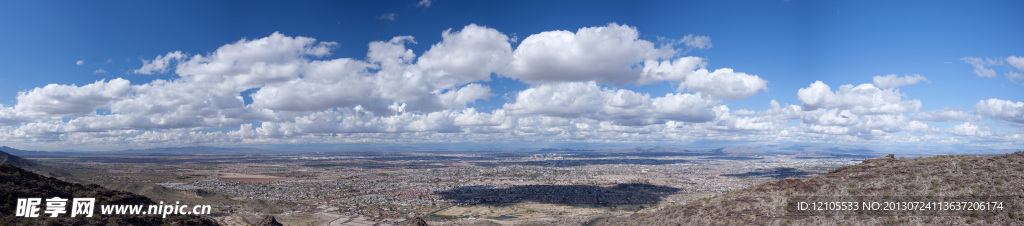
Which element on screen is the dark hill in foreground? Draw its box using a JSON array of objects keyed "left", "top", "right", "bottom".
[
  {"left": 0, "top": 163, "right": 219, "bottom": 225},
  {"left": 595, "top": 152, "right": 1024, "bottom": 225},
  {"left": 0, "top": 149, "right": 69, "bottom": 178}
]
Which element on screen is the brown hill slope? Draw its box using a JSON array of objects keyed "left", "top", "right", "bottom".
[
  {"left": 595, "top": 152, "right": 1024, "bottom": 225},
  {"left": 0, "top": 149, "right": 69, "bottom": 178},
  {"left": 0, "top": 163, "right": 220, "bottom": 225}
]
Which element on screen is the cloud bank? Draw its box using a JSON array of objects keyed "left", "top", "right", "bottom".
[{"left": 0, "top": 24, "right": 1019, "bottom": 151}]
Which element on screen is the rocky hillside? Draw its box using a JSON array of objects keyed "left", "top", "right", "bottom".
[
  {"left": 595, "top": 152, "right": 1024, "bottom": 225},
  {"left": 0, "top": 163, "right": 220, "bottom": 225},
  {"left": 0, "top": 149, "right": 69, "bottom": 178}
]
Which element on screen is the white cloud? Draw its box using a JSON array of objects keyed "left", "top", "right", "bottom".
[
  {"left": 416, "top": 0, "right": 432, "bottom": 8},
  {"left": 789, "top": 79, "right": 950, "bottom": 140},
  {"left": 368, "top": 36, "right": 416, "bottom": 66},
  {"left": 504, "top": 23, "right": 766, "bottom": 100},
  {"left": 132, "top": 28, "right": 498, "bottom": 116},
  {"left": 679, "top": 34, "right": 712, "bottom": 49},
  {"left": 951, "top": 122, "right": 987, "bottom": 136},
  {"left": 505, "top": 23, "right": 674, "bottom": 85},
  {"left": 797, "top": 81, "right": 921, "bottom": 114},
  {"left": 377, "top": 13, "right": 397, "bottom": 21},
  {"left": 135, "top": 51, "right": 185, "bottom": 75},
  {"left": 76, "top": 60, "right": 84, "bottom": 66},
  {"left": 636, "top": 56, "right": 705, "bottom": 85},
  {"left": 797, "top": 108, "right": 910, "bottom": 139},
  {"left": 910, "top": 107, "right": 976, "bottom": 122},
  {"left": 4, "top": 25, "right": 1018, "bottom": 150},
  {"left": 637, "top": 57, "right": 767, "bottom": 100},
  {"left": 15, "top": 78, "right": 131, "bottom": 116},
  {"left": 0, "top": 105, "right": 29, "bottom": 126},
  {"left": 961, "top": 56, "right": 1024, "bottom": 84},
  {"left": 710, "top": 106, "right": 777, "bottom": 132},
  {"left": 438, "top": 84, "right": 492, "bottom": 109},
  {"left": 93, "top": 69, "right": 107, "bottom": 74},
  {"left": 961, "top": 57, "right": 999, "bottom": 78},
  {"left": 418, "top": 24, "right": 512, "bottom": 83},
  {"left": 675, "top": 68, "right": 768, "bottom": 100},
  {"left": 975, "top": 98, "right": 1024, "bottom": 126},
  {"left": 249, "top": 58, "right": 376, "bottom": 112},
  {"left": 907, "top": 120, "right": 930, "bottom": 132},
  {"left": 1006, "top": 56, "right": 1024, "bottom": 84},
  {"left": 872, "top": 74, "right": 929, "bottom": 89},
  {"left": 503, "top": 81, "right": 719, "bottom": 125},
  {"left": 1007, "top": 71, "right": 1024, "bottom": 84},
  {"left": 1006, "top": 56, "right": 1024, "bottom": 71},
  {"left": 367, "top": 34, "right": 492, "bottom": 112},
  {"left": 800, "top": 108, "right": 859, "bottom": 127},
  {"left": 175, "top": 32, "right": 335, "bottom": 90}
]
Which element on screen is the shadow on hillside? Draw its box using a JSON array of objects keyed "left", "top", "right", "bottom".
[
  {"left": 720, "top": 167, "right": 816, "bottom": 179},
  {"left": 437, "top": 183, "right": 680, "bottom": 205}
]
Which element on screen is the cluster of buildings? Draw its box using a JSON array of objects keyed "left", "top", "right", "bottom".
[{"left": 48, "top": 151, "right": 862, "bottom": 220}]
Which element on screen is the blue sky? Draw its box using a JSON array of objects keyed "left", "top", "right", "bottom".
[{"left": 0, "top": 0, "right": 1021, "bottom": 152}]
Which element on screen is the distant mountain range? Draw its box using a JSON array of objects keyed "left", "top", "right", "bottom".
[{"left": 0, "top": 146, "right": 77, "bottom": 158}]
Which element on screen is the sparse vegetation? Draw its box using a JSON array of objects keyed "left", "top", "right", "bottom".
[
  {"left": 598, "top": 152, "right": 1024, "bottom": 225},
  {"left": 0, "top": 164, "right": 219, "bottom": 225}
]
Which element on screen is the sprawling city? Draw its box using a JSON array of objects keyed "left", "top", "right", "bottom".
[{"left": 19, "top": 146, "right": 871, "bottom": 225}]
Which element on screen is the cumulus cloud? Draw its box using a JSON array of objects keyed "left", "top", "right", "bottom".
[
  {"left": 872, "top": 74, "right": 929, "bottom": 89},
  {"left": 249, "top": 59, "right": 376, "bottom": 112},
  {"left": 176, "top": 32, "right": 336, "bottom": 90},
  {"left": 975, "top": 98, "right": 1024, "bottom": 126},
  {"left": 776, "top": 77, "right": 1019, "bottom": 146},
  {"left": 637, "top": 58, "right": 767, "bottom": 100},
  {"left": 503, "top": 82, "right": 719, "bottom": 125},
  {"left": 906, "top": 120, "right": 930, "bottom": 132},
  {"left": 910, "top": 107, "right": 976, "bottom": 122},
  {"left": 503, "top": 23, "right": 766, "bottom": 99},
  {"left": 134, "top": 25, "right": 499, "bottom": 116},
  {"left": 505, "top": 23, "right": 674, "bottom": 85},
  {"left": 789, "top": 79, "right": 951, "bottom": 140},
  {"left": 135, "top": 51, "right": 185, "bottom": 75},
  {"left": 636, "top": 56, "right": 705, "bottom": 85},
  {"left": 797, "top": 81, "right": 921, "bottom": 114},
  {"left": 15, "top": 78, "right": 131, "bottom": 116},
  {"left": 418, "top": 24, "right": 512, "bottom": 83},
  {"left": 0, "top": 105, "right": 29, "bottom": 126},
  {"left": 797, "top": 108, "right": 910, "bottom": 139},
  {"left": 76, "top": 60, "right": 84, "bottom": 66},
  {"left": 438, "top": 84, "right": 492, "bottom": 109},
  {"left": 3, "top": 24, "right": 1017, "bottom": 150},
  {"left": 676, "top": 68, "right": 767, "bottom": 100},
  {"left": 951, "top": 122, "right": 988, "bottom": 136}
]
